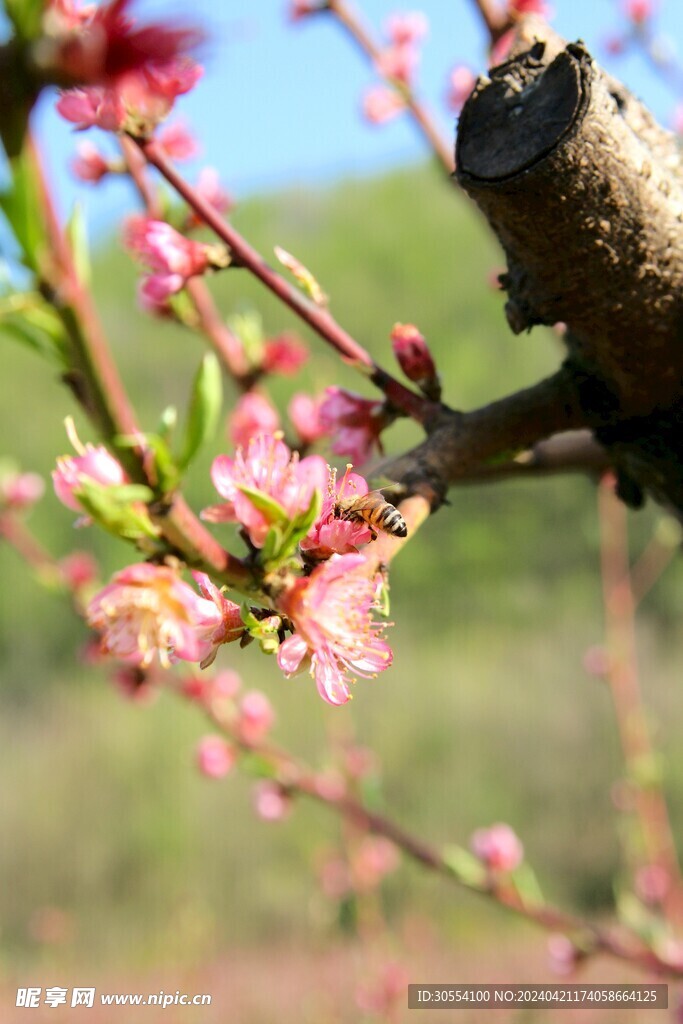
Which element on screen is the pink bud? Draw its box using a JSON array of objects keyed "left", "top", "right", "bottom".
[
  {"left": 0, "top": 471, "right": 45, "bottom": 509},
  {"left": 604, "top": 34, "right": 627, "bottom": 56},
  {"left": 71, "top": 141, "right": 110, "bottom": 183},
  {"left": 470, "top": 823, "right": 523, "bottom": 872},
  {"left": 390, "top": 322, "right": 438, "bottom": 389},
  {"left": 59, "top": 551, "right": 99, "bottom": 590},
  {"left": 253, "top": 781, "right": 291, "bottom": 821},
  {"left": 262, "top": 333, "right": 308, "bottom": 376},
  {"left": 237, "top": 690, "right": 275, "bottom": 745},
  {"left": 362, "top": 85, "right": 406, "bottom": 125},
  {"left": 446, "top": 65, "right": 476, "bottom": 114},
  {"left": 376, "top": 45, "right": 419, "bottom": 86},
  {"left": 157, "top": 120, "right": 200, "bottom": 160},
  {"left": 384, "top": 12, "right": 429, "bottom": 47},
  {"left": 582, "top": 644, "right": 612, "bottom": 678},
  {"left": 53, "top": 444, "right": 127, "bottom": 513},
  {"left": 509, "top": 0, "right": 552, "bottom": 14},
  {"left": 288, "top": 392, "right": 328, "bottom": 446},
  {"left": 547, "top": 934, "right": 579, "bottom": 976},
  {"left": 288, "top": 0, "right": 322, "bottom": 19},
  {"left": 190, "top": 167, "right": 234, "bottom": 221},
  {"left": 212, "top": 669, "right": 242, "bottom": 701},
  {"left": 623, "top": 0, "right": 654, "bottom": 24},
  {"left": 196, "top": 735, "right": 236, "bottom": 778},
  {"left": 228, "top": 392, "right": 280, "bottom": 450},
  {"left": 352, "top": 836, "right": 400, "bottom": 890}
]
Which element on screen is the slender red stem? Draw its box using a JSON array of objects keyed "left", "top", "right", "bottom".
[
  {"left": 135, "top": 137, "right": 435, "bottom": 426},
  {"left": 326, "top": 0, "right": 454, "bottom": 173}
]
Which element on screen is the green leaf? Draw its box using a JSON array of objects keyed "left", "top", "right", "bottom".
[
  {"left": 177, "top": 353, "right": 222, "bottom": 471},
  {"left": 5, "top": 0, "right": 46, "bottom": 40},
  {"left": 442, "top": 845, "right": 487, "bottom": 889},
  {"left": 0, "top": 294, "right": 69, "bottom": 365},
  {"left": 65, "top": 203, "right": 91, "bottom": 287},
  {"left": 510, "top": 862, "right": 543, "bottom": 906},
  {"left": 0, "top": 143, "right": 49, "bottom": 272},
  {"left": 115, "top": 432, "right": 179, "bottom": 494},
  {"left": 236, "top": 484, "right": 288, "bottom": 524},
  {"left": 74, "top": 478, "right": 159, "bottom": 542},
  {"left": 228, "top": 310, "right": 264, "bottom": 367},
  {"left": 157, "top": 406, "right": 178, "bottom": 443}
]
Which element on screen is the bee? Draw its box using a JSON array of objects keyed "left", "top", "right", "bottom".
[{"left": 335, "top": 490, "right": 408, "bottom": 539}]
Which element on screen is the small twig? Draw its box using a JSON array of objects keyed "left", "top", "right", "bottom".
[
  {"left": 326, "top": 0, "right": 454, "bottom": 173},
  {"left": 136, "top": 136, "right": 434, "bottom": 425}
]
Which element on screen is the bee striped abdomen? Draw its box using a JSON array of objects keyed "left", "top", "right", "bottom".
[{"left": 336, "top": 492, "right": 408, "bottom": 538}]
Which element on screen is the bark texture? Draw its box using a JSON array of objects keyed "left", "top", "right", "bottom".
[{"left": 456, "top": 33, "right": 683, "bottom": 513}]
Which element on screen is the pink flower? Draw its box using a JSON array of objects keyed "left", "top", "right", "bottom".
[
  {"left": 276, "top": 552, "right": 393, "bottom": 705},
  {"left": 192, "top": 571, "right": 245, "bottom": 667},
  {"left": 390, "top": 322, "right": 438, "bottom": 389},
  {"left": 470, "top": 823, "right": 524, "bottom": 872},
  {"left": 547, "top": 934, "right": 579, "bottom": 976},
  {"left": 204, "top": 434, "right": 327, "bottom": 549},
  {"left": 197, "top": 735, "right": 236, "bottom": 778},
  {"left": 156, "top": 120, "right": 199, "bottom": 160},
  {"left": 623, "top": 0, "right": 654, "bottom": 24},
  {"left": 87, "top": 563, "right": 225, "bottom": 668},
  {"left": 356, "top": 963, "right": 409, "bottom": 1017},
  {"left": 186, "top": 167, "right": 234, "bottom": 227},
  {"left": 253, "top": 781, "right": 291, "bottom": 821},
  {"left": 56, "top": 60, "right": 202, "bottom": 134},
  {"left": 604, "top": 34, "right": 627, "bottom": 57},
  {"left": 56, "top": 86, "right": 125, "bottom": 130},
  {"left": 212, "top": 669, "right": 242, "bottom": 701},
  {"left": 71, "top": 140, "right": 110, "bottom": 182},
  {"left": 0, "top": 471, "right": 45, "bottom": 509},
  {"left": 237, "top": 690, "right": 275, "bottom": 744},
  {"left": 53, "top": 431, "right": 127, "bottom": 514},
  {"left": 446, "top": 65, "right": 476, "bottom": 113},
  {"left": 376, "top": 45, "right": 419, "bottom": 86},
  {"left": 288, "top": 392, "right": 328, "bottom": 446},
  {"left": 352, "top": 836, "right": 400, "bottom": 891},
  {"left": 228, "top": 392, "right": 280, "bottom": 450},
  {"left": 361, "top": 85, "right": 406, "bottom": 124},
  {"left": 59, "top": 550, "right": 99, "bottom": 590},
  {"left": 124, "top": 215, "right": 210, "bottom": 300},
  {"left": 50, "top": 0, "right": 203, "bottom": 85},
  {"left": 384, "top": 11, "right": 429, "bottom": 46},
  {"left": 262, "top": 333, "right": 309, "bottom": 376},
  {"left": 301, "top": 464, "right": 373, "bottom": 560},
  {"left": 319, "top": 387, "right": 386, "bottom": 466}
]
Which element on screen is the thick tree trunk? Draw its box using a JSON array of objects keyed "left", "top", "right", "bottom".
[{"left": 455, "top": 33, "right": 683, "bottom": 512}]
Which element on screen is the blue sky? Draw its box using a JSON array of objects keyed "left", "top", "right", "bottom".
[{"left": 30, "top": 0, "right": 683, "bottom": 237}]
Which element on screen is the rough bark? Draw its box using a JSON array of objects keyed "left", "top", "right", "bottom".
[{"left": 455, "top": 30, "right": 683, "bottom": 513}]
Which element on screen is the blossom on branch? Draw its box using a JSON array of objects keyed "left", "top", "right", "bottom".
[
  {"left": 191, "top": 572, "right": 245, "bottom": 668},
  {"left": 53, "top": 423, "right": 127, "bottom": 515},
  {"left": 319, "top": 387, "right": 387, "bottom": 467},
  {"left": 470, "top": 823, "right": 524, "bottom": 872},
  {"left": 124, "top": 216, "right": 222, "bottom": 303},
  {"left": 301, "top": 464, "right": 373, "bottom": 559},
  {"left": 362, "top": 85, "right": 406, "bottom": 124},
  {"left": 288, "top": 393, "right": 328, "bottom": 447},
  {"left": 384, "top": 11, "right": 429, "bottom": 47},
  {"left": 276, "top": 552, "right": 393, "bottom": 705},
  {"left": 253, "top": 781, "right": 292, "bottom": 821},
  {"left": 623, "top": 0, "right": 655, "bottom": 24},
  {"left": 204, "top": 434, "right": 327, "bottom": 549},
  {"left": 390, "top": 322, "right": 439, "bottom": 395},
  {"left": 228, "top": 393, "right": 281, "bottom": 451},
  {"left": 262, "top": 333, "right": 309, "bottom": 376},
  {"left": 71, "top": 140, "right": 111, "bottom": 182},
  {"left": 237, "top": 690, "right": 275, "bottom": 745},
  {"left": 86, "top": 563, "right": 228, "bottom": 668},
  {"left": 508, "top": 0, "right": 552, "bottom": 16},
  {"left": 445, "top": 65, "right": 476, "bottom": 114},
  {"left": 197, "top": 735, "right": 237, "bottom": 778},
  {"left": 186, "top": 167, "right": 234, "bottom": 227},
  {"left": 375, "top": 45, "right": 419, "bottom": 87},
  {"left": 0, "top": 472, "right": 45, "bottom": 510},
  {"left": 156, "top": 120, "right": 200, "bottom": 160}
]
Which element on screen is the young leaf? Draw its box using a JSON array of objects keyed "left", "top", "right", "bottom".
[
  {"left": 5, "top": 0, "right": 46, "bottom": 40},
  {"left": 66, "top": 203, "right": 91, "bottom": 287},
  {"left": 0, "top": 144, "right": 49, "bottom": 273},
  {"left": 177, "top": 353, "right": 222, "bottom": 471}
]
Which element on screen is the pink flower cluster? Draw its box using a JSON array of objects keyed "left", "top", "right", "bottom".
[
  {"left": 53, "top": 0, "right": 202, "bottom": 133},
  {"left": 470, "top": 823, "right": 524, "bottom": 872},
  {"left": 319, "top": 387, "right": 386, "bottom": 466},
  {"left": 362, "top": 10, "right": 429, "bottom": 124},
  {"left": 124, "top": 216, "right": 213, "bottom": 305}
]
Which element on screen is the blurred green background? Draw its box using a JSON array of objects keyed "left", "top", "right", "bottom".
[{"left": 1, "top": 159, "right": 683, "bottom": 1014}]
